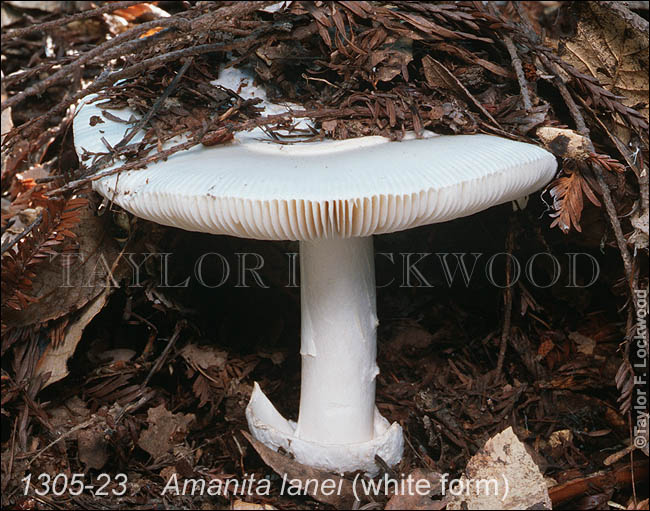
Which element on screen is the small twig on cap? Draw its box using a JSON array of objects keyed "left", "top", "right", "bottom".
[
  {"left": 47, "top": 138, "right": 200, "bottom": 196},
  {"left": 115, "top": 58, "right": 194, "bottom": 150},
  {"left": 47, "top": 106, "right": 365, "bottom": 197}
]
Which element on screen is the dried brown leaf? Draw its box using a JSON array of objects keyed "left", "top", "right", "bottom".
[
  {"left": 138, "top": 404, "right": 195, "bottom": 460},
  {"left": 192, "top": 374, "right": 212, "bottom": 409},
  {"left": 2, "top": 197, "right": 123, "bottom": 327},
  {"left": 35, "top": 290, "right": 109, "bottom": 388},
  {"left": 551, "top": 2, "right": 649, "bottom": 140},
  {"left": 548, "top": 169, "right": 601, "bottom": 233}
]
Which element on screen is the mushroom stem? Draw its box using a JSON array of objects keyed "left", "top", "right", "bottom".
[
  {"left": 296, "top": 236, "right": 379, "bottom": 444},
  {"left": 245, "top": 236, "right": 403, "bottom": 474}
]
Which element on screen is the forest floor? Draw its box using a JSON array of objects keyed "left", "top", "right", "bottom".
[{"left": 1, "top": 2, "right": 648, "bottom": 509}]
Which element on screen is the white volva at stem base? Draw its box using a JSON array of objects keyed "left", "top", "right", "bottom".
[{"left": 246, "top": 237, "right": 403, "bottom": 475}]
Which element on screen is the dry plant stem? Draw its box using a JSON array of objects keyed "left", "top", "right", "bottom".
[
  {"left": 141, "top": 321, "right": 185, "bottom": 389},
  {"left": 113, "top": 392, "right": 154, "bottom": 423},
  {"left": 1, "top": 0, "right": 145, "bottom": 43},
  {"left": 639, "top": 164, "right": 649, "bottom": 216},
  {"left": 537, "top": 53, "right": 589, "bottom": 135},
  {"left": 1, "top": 0, "right": 276, "bottom": 109},
  {"left": 88, "top": 25, "right": 176, "bottom": 69},
  {"left": 115, "top": 58, "right": 193, "bottom": 150},
  {"left": 27, "top": 415, "right": 101, "bottom": 467},
  {"left": 48, "top": 106, "right": 363, "bottom": 196},
  {"left": 7, "top": 27, "right": 272, "bottom": 142},
  {"left": 494, "top": 220, "right": 514, "bottom": 383},
  {"left": 1, "top": 16, "right": 192, "bottom": 113},
  {"left": 540, "top": 50, "right": 641, "bottom": 313},
  {"left": 83, "top": 29, "right": 270, "bottom": 87},
  {"left": 512, "top": 2, "right": 541, "bottom": 44},
  {"left": 50, "top": 138, "right": 199, "bottom": 196},
  {"left": 575, "top": 96, "right": 649, "bottom": 243},
  {"left": 46, "top": 1, "right": 273, "bottom": 87},
  {"left": 593, "top": 164, "right": 636, "bottom": 287},
  {"left": 189, "top": 1, "right": 278, "bottom": 32},
  {"left": 5, "top": 57, "right": 77, "bottom": 89},
  {"left": 0, "top": 213, "right": 42, "bottom": 255},
  {"left": 503, "top": 36, "right": 532, "bottom": 112}
]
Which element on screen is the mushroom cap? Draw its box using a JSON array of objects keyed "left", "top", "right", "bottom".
[{"left": 75, "top": 95, "right": 556, "bottom": 241}]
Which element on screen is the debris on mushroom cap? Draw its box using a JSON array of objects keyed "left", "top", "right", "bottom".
[
  {"left": 74, "top": 69, "right": 557, "bottom": 241},
  {"left": 214, "top": 66, "right": 313, "bottom": 141}
]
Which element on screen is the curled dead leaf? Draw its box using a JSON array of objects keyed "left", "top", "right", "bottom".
[{"left": 35, "top": 289, "right": 109, "bottom": 388}]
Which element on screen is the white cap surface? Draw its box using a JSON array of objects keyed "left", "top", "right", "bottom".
[{"left": 74, "top": 76, "right": 557, "bottom": 241}]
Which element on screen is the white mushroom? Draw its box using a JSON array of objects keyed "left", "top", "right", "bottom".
[{"left": 73, "top": 68, "right": 557, "bottom": 475}]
